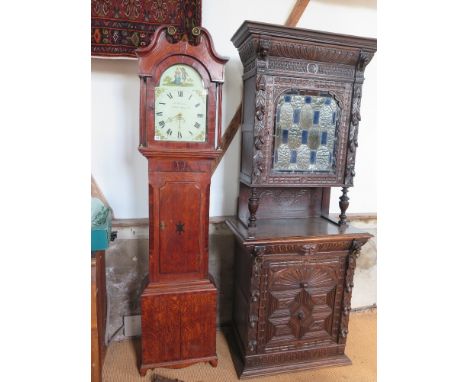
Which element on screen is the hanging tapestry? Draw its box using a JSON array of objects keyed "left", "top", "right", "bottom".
[{"left": 91, "top": 0, "right": 202, "bottom": 58}]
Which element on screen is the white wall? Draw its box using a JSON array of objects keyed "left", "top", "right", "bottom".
[{"left": 92, "top": 0, "right": 377, "bottom": 218}]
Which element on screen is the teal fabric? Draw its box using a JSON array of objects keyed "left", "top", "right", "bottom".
[{"left": 91, "top": 198, "right": 112, "bottom": 251}]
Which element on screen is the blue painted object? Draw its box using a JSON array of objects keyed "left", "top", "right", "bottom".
[
  {"left": 321, "top": 131, "right": 328, "bottom": 145},
  {"left": 91, "top": 197, "right": 112, "bottom": 251},
  {"left": 290, "top": 150, "right": 297, "bottom": 163},
  {"left": 293, "top": 109, "right": 301, "bottom": 124}
]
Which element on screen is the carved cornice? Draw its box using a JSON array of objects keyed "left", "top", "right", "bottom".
[{"left": 232, "top": 21, "right": 376, "bottom": 66}]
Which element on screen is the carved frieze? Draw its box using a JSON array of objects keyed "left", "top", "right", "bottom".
[
  {"left": 267, "top": 57, "right": 355, "bottom": 80},
  {"left": 247, "top": 241, "right": 352, "bottom": 256},
  {"left": 236, "top": 36, "right": 361, "bottom": 67},
  {"left": 270, "top": 42, "right": 359, "bottom": 65}
]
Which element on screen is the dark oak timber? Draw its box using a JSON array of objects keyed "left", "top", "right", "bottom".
[
  {"left": 135, "top": 26, "right": 227, "bottom": 376},
  {"left": 226, "top": 21, "right": 376, "bottom": 378}
]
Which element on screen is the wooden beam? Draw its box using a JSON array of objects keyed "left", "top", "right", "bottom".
[
  {"left": 211, "top": 0, "right": 310, "bottom": 174},
  {"left": 285, "top": 0, "right": 310, "bottom": 27}
]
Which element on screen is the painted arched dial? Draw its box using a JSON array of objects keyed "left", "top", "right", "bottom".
[
  {"left": 154, "top": 64, "right": 207, "bottom": 142},
  {"left": 272, "top": 92, "right": 340, "bottom": 174}
]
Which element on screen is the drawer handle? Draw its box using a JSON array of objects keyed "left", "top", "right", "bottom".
[
  {"left": 300, "top": 282, "right": 308, "bottom": 288},
  {"left": 296, "top": 311, "right": 305, "bottom": 320}
]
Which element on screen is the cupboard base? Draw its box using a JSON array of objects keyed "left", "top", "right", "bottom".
[
  {"left": 224, "top": 324, "right": 350, "bottom": 379},
  {"left": 140, "top": 280, "right": 217, "bottom": 375}
]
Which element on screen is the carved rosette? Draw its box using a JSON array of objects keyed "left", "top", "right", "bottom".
[
  {"left": 247, "top": 245, "right": 265, "bottom": 354},
  {"left": 252, "top": 75, "right": 267, "bottom": 183},
  {"left": 338, "top": 239, "right": 365, "bottom": 344}
]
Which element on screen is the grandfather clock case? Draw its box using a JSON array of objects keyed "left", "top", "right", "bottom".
[
  {"left": 135, "top": 26, "right": 227, "bottom": 376},
  {"left": 226, "top": 21, "right": 376, "bottom": 378}
]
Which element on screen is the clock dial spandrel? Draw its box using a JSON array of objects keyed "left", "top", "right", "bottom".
[{"left": 154, "top": 65, "right": 207, "bottom": 142}]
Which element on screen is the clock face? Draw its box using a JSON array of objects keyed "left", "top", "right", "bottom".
[{"left": 154, "top": 64, "right": 207, "bottom": 142}]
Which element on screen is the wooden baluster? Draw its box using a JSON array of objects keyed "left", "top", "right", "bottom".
[{"left": 338, "top": 187, "right": 349, "bottom": 226}]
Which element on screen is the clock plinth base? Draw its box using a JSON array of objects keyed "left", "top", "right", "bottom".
[
  {"left": 140, "top": 280, "right": 217, "bottom": 375},
  {"left": 139, "top": 355, "right": 218, "bottom": 377}
]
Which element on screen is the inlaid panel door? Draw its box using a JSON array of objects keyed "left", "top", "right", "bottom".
[
  {"left": 258, "top": 255, "right": 346, "bottom": 352},
  {"left": 149, "top": 172, "right": 209, "bottom": 282}
]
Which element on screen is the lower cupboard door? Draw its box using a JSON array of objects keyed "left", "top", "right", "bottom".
[
  {"left": 180, "top": 292, "right": 216, "bottom": 359},
  {"left": 259, "top": 257, "right": 346, "bottom": 352},
  {"left": 141, "top": 294, "right": 181, "bottom": 363}
]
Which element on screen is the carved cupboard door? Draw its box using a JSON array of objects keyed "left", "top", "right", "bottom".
[{"left": 258, "top": 255, "right": 346, "bottom": 352}]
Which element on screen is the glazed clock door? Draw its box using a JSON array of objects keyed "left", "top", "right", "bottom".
[
  {"left": 272, "top": 92, "right": 340, "bottom": 174},
  {"left": 153, "top": 173, "right": 207, "bottom": 280}
]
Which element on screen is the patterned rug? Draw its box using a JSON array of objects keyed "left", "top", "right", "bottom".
[{"left": 91, "top": 0, "right": 202, "bottom": 58}]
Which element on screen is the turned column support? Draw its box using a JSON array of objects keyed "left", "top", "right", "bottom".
[
  {"left": 338, "top": 187, "right": 349, "bottom": 226},
  {"left": 248, "top": 187, "right": 259, "bottom": 228}
]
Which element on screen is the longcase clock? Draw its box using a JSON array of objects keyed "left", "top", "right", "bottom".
[{"left": 135, "top": 25, "right": 228, "bottom": 376}]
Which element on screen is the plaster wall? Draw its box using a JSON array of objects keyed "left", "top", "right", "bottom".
[{"left": 91, "top": 0, "right": 377, "bottom": 219}]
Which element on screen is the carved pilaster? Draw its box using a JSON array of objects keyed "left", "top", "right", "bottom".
[
  {"left": 247, "top": 245, "right": 265, "bottom": 354},
  {"left": 345, "top": 49, "right": 373, "bottom": 187},
  {"left": 344, "top": 83, "right": 362, "bottom": 186},
  {"left": 252, "top": 75, "right": 266, "bottom": 183},
  {"left": 338, "top": 240, "right": 364, "bottom": 344},
  {"left": 338, "top": 187, "right": 349, "bottom": 226}
]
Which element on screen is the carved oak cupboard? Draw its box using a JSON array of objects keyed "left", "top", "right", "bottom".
[
  {"left": 225, "top": 21, "right": 376, "bottom": 378},
  {"left": 135, "top": 25, "right": 227, "bottom": 376}
]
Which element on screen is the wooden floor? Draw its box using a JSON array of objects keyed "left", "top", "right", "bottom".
[{"left": 103, "top": 310, "right": 376, "bottom": 382}]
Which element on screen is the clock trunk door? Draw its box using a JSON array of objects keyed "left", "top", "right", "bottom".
[{"left": 151, "top": 173, "right": 208, "bottom": 280}]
